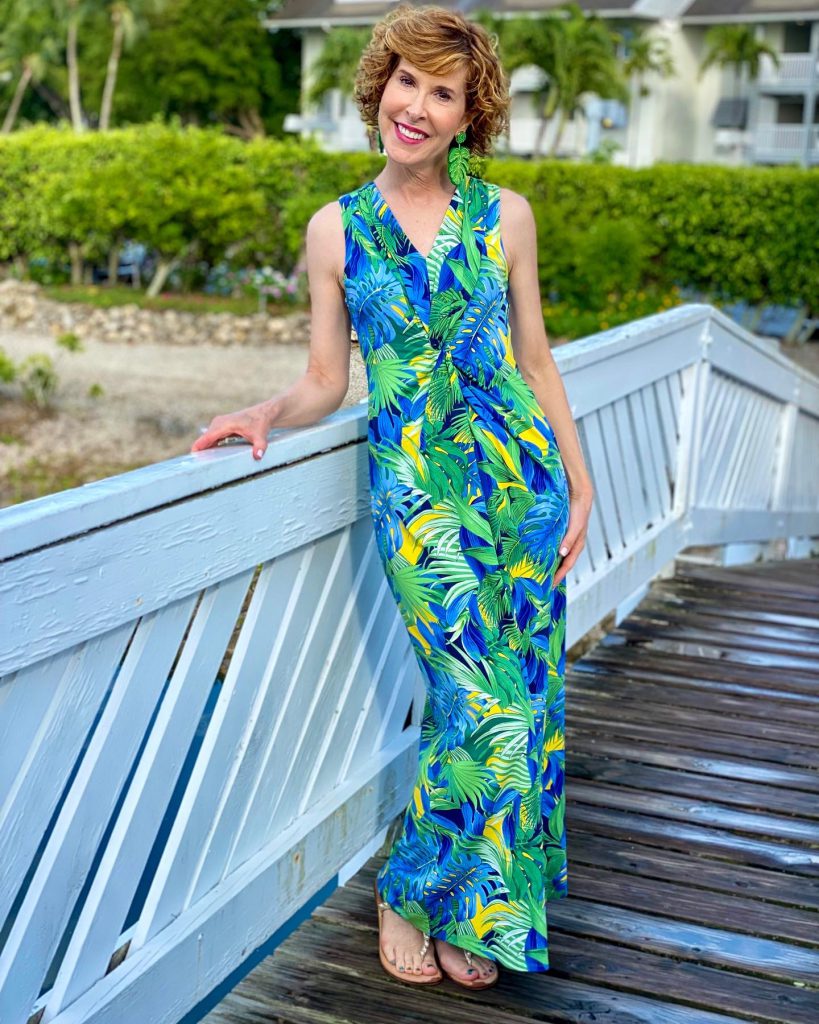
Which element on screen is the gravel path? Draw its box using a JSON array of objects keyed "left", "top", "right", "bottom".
[{"left": 0, "top": 327, "right": 369, "bottom": 507}]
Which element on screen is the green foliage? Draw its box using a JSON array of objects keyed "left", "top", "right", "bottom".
[
  {"left": 485, "top": 157, "right": 819, "bottom": 312},
  {"left": 0, "top": 0, "right": 299, "bottom": 137},
  {"left": 487, "top": 3, "right": 628, "bottom": 156},
  {"left": 0, "top": 126, "right": 816, "bottom": 326},
  {"left": 542, "top": 284, "right": 682, "bottom": 340},
  {"left": 57, "top": 330, "right": 82, "bottom": 351},
  {"left": 306, "top": 27, "right": 372, "bottom": 106},
  {"left": 698, "top": 24, "right": 780, "bottom": 84},
  {"left": 0, "top": 345, "right": 17, "bottom": 383},
  {"left": 17, "top": 352, "right": 58, "bottom": 408}
]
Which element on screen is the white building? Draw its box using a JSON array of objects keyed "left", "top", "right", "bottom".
[{"left": 263, "top": 0, "right": 819, "bottom": 167}]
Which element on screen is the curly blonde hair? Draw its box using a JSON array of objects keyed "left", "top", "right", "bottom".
[{"left": 353, "top": 4, "right": 510, "bottom": 158}]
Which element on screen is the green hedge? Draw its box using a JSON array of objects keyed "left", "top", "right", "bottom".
[{"left": 1, "top": 124, "right": 816, "bottom": 309}]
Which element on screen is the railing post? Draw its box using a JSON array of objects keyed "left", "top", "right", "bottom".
[
  {"left": 674, "top": 313, "right": 713, "bottom": 538},
  {"left": 771, "top": 394, "right": 799, "bottom": 513}
]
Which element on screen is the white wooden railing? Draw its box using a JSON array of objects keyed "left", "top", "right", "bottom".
[{"left": 1, "top": 303, "right": 818, "bottom": 1024}]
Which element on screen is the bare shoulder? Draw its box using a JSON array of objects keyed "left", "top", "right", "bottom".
[
  {"left": 306, "top": 199, "right": 346, "bottom": 288},
  {"left": 497, "top": 187, "right": 536, "bottom": 274}
]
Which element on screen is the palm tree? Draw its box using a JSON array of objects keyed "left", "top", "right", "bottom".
[
  {"left": 622, "top": 24, "right": 675, "bottom": 165},
  {"left": 0, "top": 0, "right": 59, "bottom": 133},
  {"left": 64, "top": 0, "right": 86, "bottom": 130},
  {"left": 698, "top": 24, "right": 780, "bottom": 97},
  {"left": 497, "top": 3, "right": 628, "bottom": 157},
  {"left": 1, "top": 54, "right": 45, "bottom": 133},
  {"left": 306, "top": 27, "right": 374, "bottom": 147},
  {"left": 100, "top": 1, "right": 163, "bottom": 129}
]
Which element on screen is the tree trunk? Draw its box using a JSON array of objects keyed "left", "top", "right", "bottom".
[
  {"left": 99, "top": 14, "right": 125, "bottom": 131},
  {"left": 533, "top": 115, "right": 549, "bottom": 158},
  {"left": 66, "top": 4, "right": 85, "bottom": 132},
  {"left": 145, "top": 243, "right": 195, "bottom": 297},
  {"left": 547, "top": 108, "right": 568, "bottom": 157},
  {"left": 237, "top": 108, "right": 265, "bottom": 139},
  {"left": 32, "top": 79, "right": 70, "bottom": 120},
  {"left": 107, "top": 243, "right": 121, "bottom": 287},
  {"left": 1, "top": 62, "right": 33, "bottom": 134},
  {"left": 69, "top": 241, "right": 84, "bottom": 285},
  {"left": 627, "top": 72, "right": 640, "bottom": 167}
]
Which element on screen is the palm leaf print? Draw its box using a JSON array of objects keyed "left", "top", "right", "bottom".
[
  {"left": 369, "top": 355, "right": 415, "bottom": 412},
  {"left": 439, "top": 749, "right": 494, "bottom": 805},
  {"left": 455, "top": 275, "right": 507, "bottom": 385},
  {"left": 340, "top": 175, "right": 569, "bottom": 974},
  {"left": 430, "top": 287, "right": 467, "bottom": 341},
  {"left": 427, "top": 205, "right": 465, "bottom": 292}
]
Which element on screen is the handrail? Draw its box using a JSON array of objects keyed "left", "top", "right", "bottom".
[{"left": 1, "top": 303, "right": 817, "bottom": 1024}]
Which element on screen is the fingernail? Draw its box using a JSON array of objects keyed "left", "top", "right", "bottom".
[
  {"left": 559, "top": 546, "right": 568, "bottom": 556},
  {"left": 255, "top": 449, "right": 263, "bottom": 459}
]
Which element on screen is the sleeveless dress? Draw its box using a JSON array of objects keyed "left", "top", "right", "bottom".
[{"left": 338, "top": 174, "right": 569, "bottom": 973}]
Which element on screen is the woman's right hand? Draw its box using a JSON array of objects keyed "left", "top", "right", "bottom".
[{"left": 190, "top": 398, "right": 280, "bottom": 461}]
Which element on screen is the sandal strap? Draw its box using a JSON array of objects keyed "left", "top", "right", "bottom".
[
  {"left": 377, "top": 890, "right": 434, "bottom": 963},
  {"left": 464, "top": 949, "right": 473, "bottom": 967}
]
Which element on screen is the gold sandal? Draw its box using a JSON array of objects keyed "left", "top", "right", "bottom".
[
  {"left": 435, "top": 941, "right": 500, "bottom": 990},
  {"left": 373, "top": 879, "right": 443, "bottom": 985}
]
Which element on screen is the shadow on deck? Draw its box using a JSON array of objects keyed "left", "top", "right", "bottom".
[{"left": 202, "top": 557, "right": 819, "bottom": 1024}]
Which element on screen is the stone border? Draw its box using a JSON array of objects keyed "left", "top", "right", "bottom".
[{"left": 0, "top": 280, "right": 311, "bottom": 347}]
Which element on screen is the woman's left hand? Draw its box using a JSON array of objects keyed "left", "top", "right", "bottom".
[{"left": 552, "top": 484, "right": 594, "bottom": 589}]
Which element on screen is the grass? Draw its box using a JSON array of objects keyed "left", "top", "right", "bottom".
[
  {"left": 0, "top": 453, "right": 150, "bottom": 507},
  {"left": 41, "top": 284, "right": 307, "bottom": 318}
]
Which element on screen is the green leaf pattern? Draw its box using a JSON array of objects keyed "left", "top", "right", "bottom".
[{"left": 338, "top": 175, "right": 570, "bottom": 972}]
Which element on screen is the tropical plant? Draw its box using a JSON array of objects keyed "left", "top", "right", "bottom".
[
  {"left": 493, "top": 3, "right": 628, "bottom": 157},
  {"left": 61, "top": 0, "right": 87, "bottom": 130},
  {"left": 306, "top": 27, "right": 374, "bottom": 147},
  {"left": 0, "top": 0, "right": 60, "bottom": 133},
  {"left": 698, "top": 24, "right": 780, "bottom": 97},
  {"left": 100, "top": 2, "right": 166, "bottom": 130}
]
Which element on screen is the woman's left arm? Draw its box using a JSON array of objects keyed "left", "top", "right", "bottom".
[{"left": 501, "top": 187, "right": 594, "bottom": 581}]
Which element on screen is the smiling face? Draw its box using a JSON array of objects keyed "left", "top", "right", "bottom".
[{"left": 378, "top": 58, "right": 470, "bottom": 172}]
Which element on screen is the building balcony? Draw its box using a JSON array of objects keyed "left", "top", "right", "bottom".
[
  {"left": 758, "top": 52, "right": 818, "bottom": 93},
  {"left": 751, "top": 123, "right": 819, "bottom": 165}
]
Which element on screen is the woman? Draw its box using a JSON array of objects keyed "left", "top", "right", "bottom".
[{"left": 192, "top": 3, "right": 593, "bottom": 992}]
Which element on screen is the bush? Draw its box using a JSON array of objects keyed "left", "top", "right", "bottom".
[{"left": 0, "top": 126, "right": 816, "bottom": 315}]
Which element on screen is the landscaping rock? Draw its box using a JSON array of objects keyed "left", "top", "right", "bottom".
[{"left": 0, "top": 280, "right": 312, "bottom": 348}]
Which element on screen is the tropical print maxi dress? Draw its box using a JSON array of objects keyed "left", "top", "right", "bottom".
[{"left": 338, "top": 173, "right": 570, "bottom": 973}]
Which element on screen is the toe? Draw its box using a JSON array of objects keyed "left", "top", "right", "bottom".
[
  {"left": 409, "top": 952, "right": 423, "bottom": 975},
  {"left": 422, "top": 958, "right": 439, "bottom": 976}
]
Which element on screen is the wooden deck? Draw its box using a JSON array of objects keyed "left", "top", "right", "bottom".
[{"left": 202, "top": 556, "right": 819, "bottom": 1024}]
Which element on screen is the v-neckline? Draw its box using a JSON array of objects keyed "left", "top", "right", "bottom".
[{"left": 368, "top": 177, "right": 465, "bottom": 261}]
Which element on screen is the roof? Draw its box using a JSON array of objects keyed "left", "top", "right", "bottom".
[
  {"left": 263, "top": 0, "right": 819, "bottom": 28},
  {"left": 682, "top": 0, "right": 819, "bottom": 20},
  {"left": 265, "top": 0, "right": 651, "bottom": 30}
]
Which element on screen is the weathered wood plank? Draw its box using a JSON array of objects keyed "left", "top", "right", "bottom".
[{"left": 201, "top": 558, "right": 819, "bottom": 1024}]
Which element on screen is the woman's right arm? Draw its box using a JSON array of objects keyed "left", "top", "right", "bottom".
[{"left": 190, "top": 201, "right": 352, "bottom": 460}]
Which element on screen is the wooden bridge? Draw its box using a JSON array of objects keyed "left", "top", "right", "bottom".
[
  {"left": 1, "top": 303, "right": 818, "bottom": 1024},
  {"left": 200, "top": 556, "right": 819, "bottom": 1024}
]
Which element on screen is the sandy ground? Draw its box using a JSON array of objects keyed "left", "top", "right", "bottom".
[
  {"left": 0, "top": 327, "right": 369, "bottom": 507},
  {"left": 2, "top": 321, "right": 818, "bottom": 509}
]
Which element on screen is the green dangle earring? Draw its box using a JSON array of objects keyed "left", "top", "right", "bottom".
[{"left": 447, "top": 128, "right": 470, "bottom": 188}]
